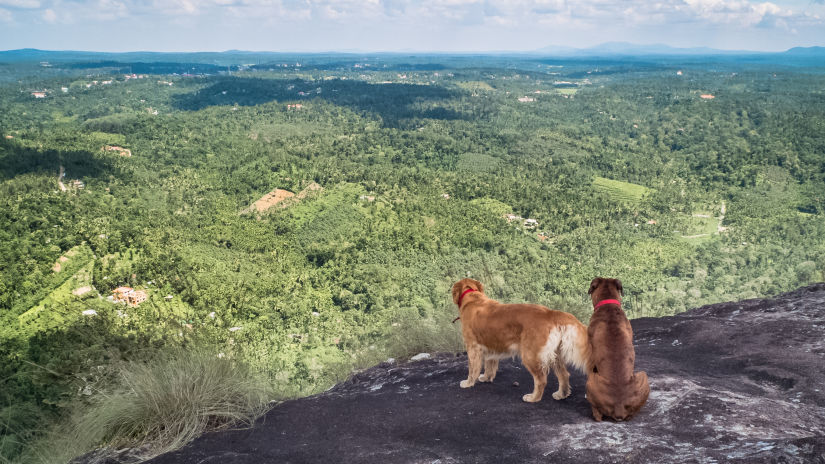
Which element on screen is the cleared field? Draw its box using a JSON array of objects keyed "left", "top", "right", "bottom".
[
  {"left": 555, "top": 88, "right": 578, "bottom": 95},
  {"left": 456, "top": 152, "right": 501, "bottom": 172},
  {"left": 592, "top": 176, "right": 652, "bottom": 203},
  {"left": 456, "top": 81, "right": 495, "bottom": 92},
  {"left": 242, "top": 182, "right": 323, "bottom": 215},
  {"left": 679, "top": 215, "right": 720, "bottom": 242},
  {"left": 244, "top": 188, "right": 295, "bottom": 213},
  {"left": 469, "top": 198, "right": 511, "bottom": 216},
  {"left": 18, "top": 253, "right": 95, "bottom": 334}
]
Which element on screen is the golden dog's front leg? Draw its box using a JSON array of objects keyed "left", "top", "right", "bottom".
[
  {"left": 461, "top": 345, "right": 483, "bottom": 388},
  {"left": 479, "top": 358, "right": 499, "bottom": 382}
]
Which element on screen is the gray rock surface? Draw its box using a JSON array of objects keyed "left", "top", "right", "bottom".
[{"left": 143, "top": 283, "right": 825, "bottom": 463}]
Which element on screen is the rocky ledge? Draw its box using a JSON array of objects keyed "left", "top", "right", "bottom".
[{"left": 146, "top": 283, "right": 825, "bottom": 463}]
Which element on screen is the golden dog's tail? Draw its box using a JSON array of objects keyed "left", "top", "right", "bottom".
[{"left": 549, "top": 321, "right": 591, "bottom": 373}]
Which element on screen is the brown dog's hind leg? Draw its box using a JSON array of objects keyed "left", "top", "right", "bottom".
[
  {"left": 479, "top": 358, "right": 499, "bottom": 382},
  {"left": 521, "top": 353, "right": 548, "bottom": 403},
  {"left": 551, "top": 357, "right": 572, "bottom": 400},
  {"left": 586, "top": 373, "right": 607, "bottom": 421},
  {"left": 461, "top": 345, "right": 483, "bottom": 388},
  {"left": 591, "top": 405, "right": 604, "bottom": 422},
  {"left": 624, "top": 371, "right": 650, "bottom": 419}
]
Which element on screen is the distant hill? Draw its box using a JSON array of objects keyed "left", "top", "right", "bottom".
[
  {"left": 0, "top": 49, "right": 297, "bottom": 66},
  {"left": 535, "top": 42, "right": 762, "bottom": 56},
  {"left": 0, "top": 48, "right": 108, "bottom": 62},
  {"left": 2, "top": 45, "right": 824, "bottom": 64},
  {"left": 531, "top": 42, "right": 825, "bottom": 65},
  {"left": 782, "top": 46, "right": 825, "bottom": 57}
]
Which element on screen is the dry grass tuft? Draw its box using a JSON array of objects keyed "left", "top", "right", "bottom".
[{"left": 23, "top": 348, "right": 271, "bottom": 464}]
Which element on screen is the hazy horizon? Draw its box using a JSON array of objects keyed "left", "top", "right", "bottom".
[
  {"left": 2, "top": 40, "right": 823, "bottom": 55},
  {"left": 0, "top": 0, "right": 823, "bottom": 54}
]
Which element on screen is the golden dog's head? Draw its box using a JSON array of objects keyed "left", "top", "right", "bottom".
[
  {"left": 451, "top": 278, "right": 484, "bottom": 306},
  {"left": 588, "top": 277, "right": 623, "bottom": 306}
]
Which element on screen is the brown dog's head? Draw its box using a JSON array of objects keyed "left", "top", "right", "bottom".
[
  {"left": 451, "top": 278, "right": 484, "bottom": 306},
  {"left": 588, "top": 277, "right": 623, "bottom": 306}
]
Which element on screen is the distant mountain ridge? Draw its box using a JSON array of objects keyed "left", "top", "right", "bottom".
[
  {"left": 3, "top": 44, "right": 825, "bottom": 60},
  {"left": 783, "top": 46, "right": 825, "bottom": 56},
  {"left": 534, "top": 41, "right": 825, "bottom": 56}
]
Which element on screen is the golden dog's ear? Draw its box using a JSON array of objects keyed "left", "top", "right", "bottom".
[
  {"left": 452, "top": 278, "right": 484, "bottom": 304},
  {"left": 615, "top": 279, "right": 623, "bottom": 296},
  {"left": 451, "top": 281, "right": 463, "bottom": 305},
  {"left": 588, "top": 277, "right": 602, "bottom": 295}
]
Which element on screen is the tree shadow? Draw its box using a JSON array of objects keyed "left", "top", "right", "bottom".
[
  {"left": 68, "top": 61, "right": 236, "bottom": 75},
  {"left": 171, "top": 77, "right": 468, "bottom": 128},
  {"left": 0, "top": 139, "right": 121, "bottom": 183},
  {"left": 250, "top": 62, "right": 448, "bottom": 72}
]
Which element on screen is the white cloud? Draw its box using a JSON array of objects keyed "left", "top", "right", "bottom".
[
  {"left": 22, "top": 0, "right": 814, "bottom": 30},
  {"left": 80, "top": 0, "right": 129, "bottom": 20},
  {"left": 492, "top": 0, "right": 819, "bottom": 33},
  {"left": 680, "top": 0, "right": 789, "bottom": 26},
  {"left": 145, "top": 0, "right": 201, "bottom": 15},
  {"left": 0, "top": 0, "right": 39, "bottom": 8},
  {"left": 41, "top": 6, "right": 55, "bottom": 22},
  {"left": 3, "top": 0, "right": 821, "bottom": 51}
]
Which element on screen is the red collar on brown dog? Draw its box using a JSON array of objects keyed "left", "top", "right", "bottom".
[{"left": 594, "top": 298, "right": 621, "bottom": 309}]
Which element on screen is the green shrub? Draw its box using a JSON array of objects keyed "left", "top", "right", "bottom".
[{"left": 381, "top": 306, "right": 465, "bottom": 360}]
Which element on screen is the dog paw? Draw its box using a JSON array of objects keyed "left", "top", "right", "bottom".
[
  {"left": 552, "top": 390, "right": 570, "bottom": 400},
  {"left": 460, "top": 380, "right": 474, "bottom": 388},
  {"left": 522, "top": 393, "right": 541, "bottom": 403},
  {"left": 478, "top": 374, "right": 493, "bottom": 382}
]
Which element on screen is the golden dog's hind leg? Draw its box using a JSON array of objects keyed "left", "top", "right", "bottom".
[
  {"left": 461, "top": 345, "right": 483, "bottom": 388},
  {"left": 479, "top": 358, "right": 499, "bottom": 382},
  {"left": 521, "top": 352, "right": 548, "bottom": 403},
  {"left": 551, "top": 357, "right": 572, "bottom": 400}
]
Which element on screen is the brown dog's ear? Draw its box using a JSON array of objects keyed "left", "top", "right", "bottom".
[
  {"left": 588, "top": 277, "right": 602, "bottom": 295},
  {"left": 615, "top": 279, "right": 623, "bottom": 296}
]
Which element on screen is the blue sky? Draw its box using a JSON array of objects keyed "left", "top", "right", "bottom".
[{"left": 0, "top": 0, "right": 823, "bottom": 52}]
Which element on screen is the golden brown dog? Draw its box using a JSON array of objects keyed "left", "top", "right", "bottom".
[
  {"left": 451, "top": 278, "right": 590, "bottom": 403},
  {"left": 585, "top": 277, "right": 649, "bottom": 421}
]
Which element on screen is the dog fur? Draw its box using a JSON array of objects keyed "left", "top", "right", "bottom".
[
  {"left": 585, "top": 277, "right": 650, "bottom": 421},
  {"left": 451, "top": 278, "right": 590, "bottom": 403}
]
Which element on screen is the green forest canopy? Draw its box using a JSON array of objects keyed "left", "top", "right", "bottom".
[{"left": 1, "top": 52, "right": 824, "bottom": 461}]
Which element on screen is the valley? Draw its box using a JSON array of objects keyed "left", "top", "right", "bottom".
[{"left": 1, "top": 51, "right": 823, "bottom": 462}]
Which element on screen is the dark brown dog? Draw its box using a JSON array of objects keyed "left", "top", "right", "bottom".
[
  {"left": 451, "top": 278, "right": 590, "bottom": 403},
  {"left": 585, "top": 277, "right": 649, "bottom": 421}
]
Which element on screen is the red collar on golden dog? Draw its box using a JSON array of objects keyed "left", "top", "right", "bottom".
[{"left": 457, "top": 287, "right": 476, "bottom": 306}]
